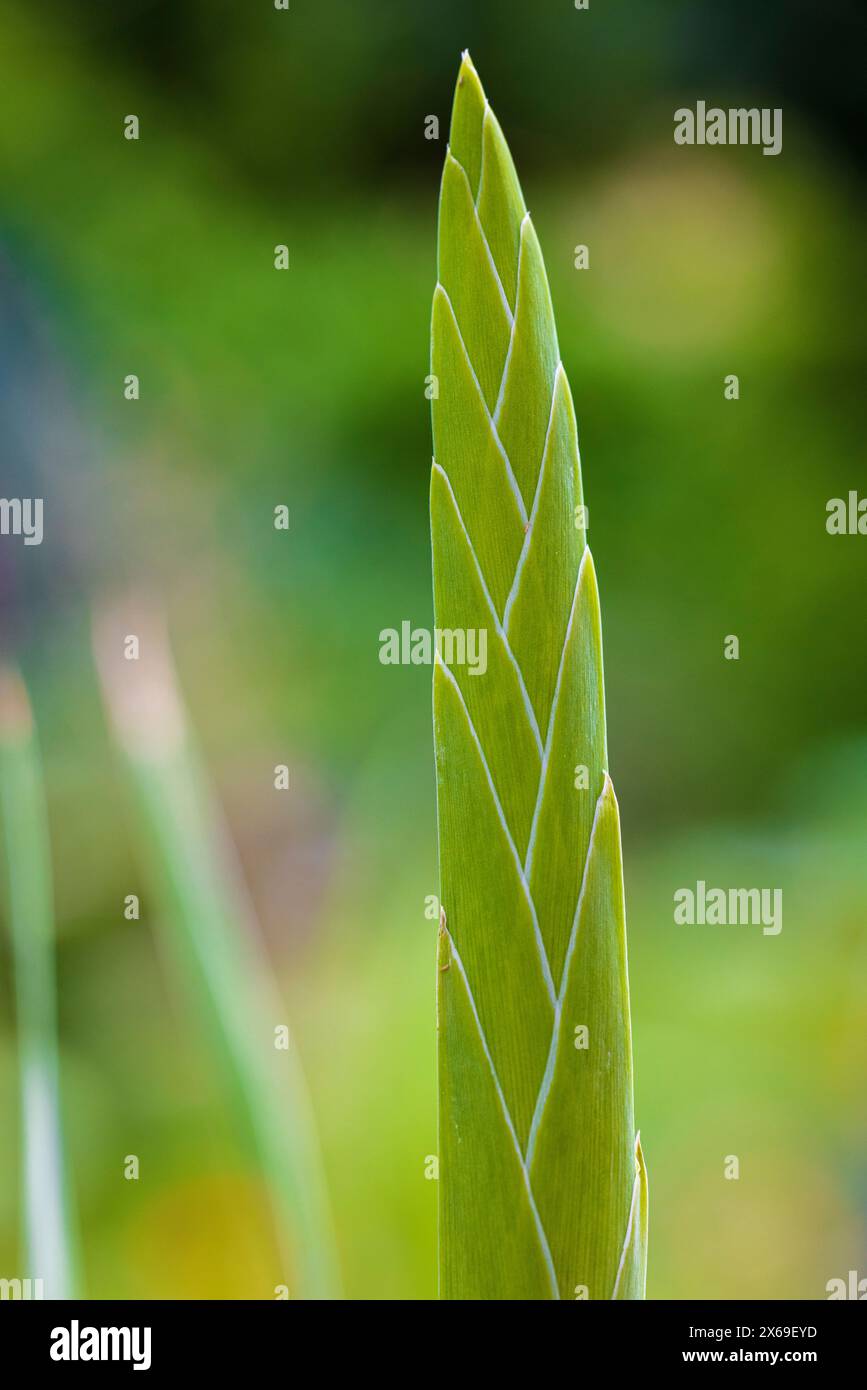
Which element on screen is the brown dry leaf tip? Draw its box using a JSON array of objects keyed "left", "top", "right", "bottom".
[
  {"left": 91, "top": 598, "right": 186, "bottom": 759},
  {"left": 0, "top": 667, "right": 33, "bottom": 737}
]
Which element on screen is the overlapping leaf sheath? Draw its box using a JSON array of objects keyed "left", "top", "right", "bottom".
[{"left": 431, "top": 53, "right": 647, "bottom": 1300}]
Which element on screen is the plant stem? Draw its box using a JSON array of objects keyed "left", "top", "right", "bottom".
[
  {"left": 0, "top": 668, "right": 80, "bottom": 1299},
  {"left": 93, "top": 607, "right": 341, "bottom": 1300}
]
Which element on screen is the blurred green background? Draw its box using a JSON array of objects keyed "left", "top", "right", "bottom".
[{"left": 0, "top": 0, "right": 865, "bottom": 1298}]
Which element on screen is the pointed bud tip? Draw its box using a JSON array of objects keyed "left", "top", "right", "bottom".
[
  {"left": 449, "top": 52, "right": 488, "bottom": 193},
  {"left": 454, "top": 50, "right": 485, "bottom": 102}
]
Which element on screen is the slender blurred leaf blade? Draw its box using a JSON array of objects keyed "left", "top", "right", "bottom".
[
  {"left": 93, "top": 608, "right": 340, "bottom": 1300},
  {"left": 0, "top": 669, "right": 79, "bottom": 1299},
  {"left": 432, "top": 53, "right": 645, "bottom": 1300}
]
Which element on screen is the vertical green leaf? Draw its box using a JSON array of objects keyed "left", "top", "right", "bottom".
[
  {"left": 432, "top": 53, "right": 646, "bottom": 1300},
  {"left": 0, "top": 670, "right": 79, "bottom": 1299},
  {"left": 93, "top": 611, "right": 340, "bottom": 1300}
]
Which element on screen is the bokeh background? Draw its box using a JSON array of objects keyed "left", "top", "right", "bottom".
[{"left": 1, "top": 0, "right": 865, "bottom": 1299}]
